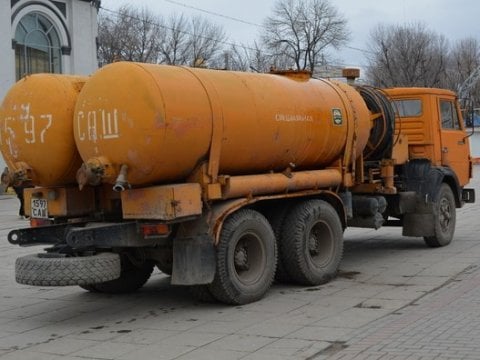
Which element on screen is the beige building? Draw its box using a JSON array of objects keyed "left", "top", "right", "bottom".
[{"left": 0, "top": 0, "right": 100, "bottom": 169}]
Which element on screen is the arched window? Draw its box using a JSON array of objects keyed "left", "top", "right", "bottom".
[{"left": 14, "top": 12, "right": 62, "bottom": 80}]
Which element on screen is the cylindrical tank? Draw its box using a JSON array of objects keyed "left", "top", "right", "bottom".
[
  {"left": 0, "top": 74, "right": 87, "bottom": 186},
  {"left": 74, "top": 62, "right": 371, "bottom": 186}
]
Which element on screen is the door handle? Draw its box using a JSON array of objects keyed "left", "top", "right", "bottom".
[{"left": 442, "top": 147, "right": 448, "bottom": 153}]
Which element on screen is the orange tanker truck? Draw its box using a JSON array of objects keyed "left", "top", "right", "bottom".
[{"left": 1, "top": 63, "right": 475, "bottom": 304}]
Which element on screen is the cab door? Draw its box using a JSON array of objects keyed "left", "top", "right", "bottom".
[{"left": 438, "top": 98, "right": 471, "bottom": 186}]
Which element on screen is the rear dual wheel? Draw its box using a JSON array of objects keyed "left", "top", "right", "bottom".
[
  {"left": 280, "top": 200, "right": 344, "bottom": 286},
  {"left": 208, "top": 209, "right": 277, "bottom": 305},
  {"left": 264, "top": 204, "right": 295, "bottom": 283}
]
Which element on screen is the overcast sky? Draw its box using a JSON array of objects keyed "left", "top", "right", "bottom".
[{"left": 100, "top": 0, "right": 479, "bottom": 68}]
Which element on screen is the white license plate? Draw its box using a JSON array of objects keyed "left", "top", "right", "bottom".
[{"left": 31, "top": 199, "right": 48, "bottom": 219}]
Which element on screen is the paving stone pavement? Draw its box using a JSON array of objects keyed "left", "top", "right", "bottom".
[{"left": 0, "top": 167, "right": 478, "bottom": 360}]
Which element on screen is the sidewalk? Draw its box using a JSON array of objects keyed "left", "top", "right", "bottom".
[{"left": 325, "top": 264, "right": 480, "bottom": 360}]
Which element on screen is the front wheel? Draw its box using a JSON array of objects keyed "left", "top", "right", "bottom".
[
  {"left": 208, "top": 209, "right": 277, "bottom": 305},
  {"left": 424, "top": 184, "right": 456, "bottom": 247}
]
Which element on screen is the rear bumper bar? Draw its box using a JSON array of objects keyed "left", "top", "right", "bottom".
[{"left": 8, "top": 222, "right": 168, "bottom": 249}]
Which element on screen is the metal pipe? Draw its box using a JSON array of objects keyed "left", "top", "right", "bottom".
[
  {"left": 221, "top": 169, "right": 342, "bottom": 199},
  {"left": 113, "top": 164, "right": 130, "bottom": 192}
]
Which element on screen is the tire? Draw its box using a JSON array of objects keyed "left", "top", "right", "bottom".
[
  {"left": 93, "top": 258, "right": 154, "bottom": 294},
  {"left": 424, "top": 184, "right": 456, "bottom": 247},
  {"left": 16, "top": 253, "right": 120, "bottom": 287},
  {"left": 281, "top": 200, "right": 343, "bottom": 286},
  {"left": 208, "top": 209, "right": 277, "bottom": 305},
  {"left": 264, "top": 204, "right": 294, "bottom": 283},
  {"left": 154, "top": 247, "right": 173, "bottom": 275},
  {"left": 189, "top": 285, "right": 217, "bottom": 303},
  {"left": 79, "top": 284, "right": 99, "bottom": 292},
  {"left": 156, "top": 263, "right": 172, "bottom": 276}
]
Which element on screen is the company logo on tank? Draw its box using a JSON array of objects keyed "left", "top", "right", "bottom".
[{"left": 332, "top": 108, "right": 343, "bottom": 125}]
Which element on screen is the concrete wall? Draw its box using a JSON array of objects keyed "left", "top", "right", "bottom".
[
  {"left": 0, "top": 1, "right": 16, "bottom": 110},
  {"left": 68, "top": 1, "right": 99, "bottom": 75}
]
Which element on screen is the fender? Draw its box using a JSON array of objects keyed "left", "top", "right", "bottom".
[
  {"left": 401, "top": 159, "right": 461, "bottom": 238},
  {"left": 402, "top": 159, "right": 461, "bottom": 207}
]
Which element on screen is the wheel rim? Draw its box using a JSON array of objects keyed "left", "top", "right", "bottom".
[
  {"left": 306, "top": 220, "right": 334, "bottom": 269},
  {"left": 439, "top": 196, "right": 452, "bottom": 232},
  {"left": 232, "top": 232, "right": 265, "bottom": 286}
]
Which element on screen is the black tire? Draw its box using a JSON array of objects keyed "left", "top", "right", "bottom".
[
  {"left": 208, "top": 209, "right": 277, "bottom": 305},
  {"left": 156, "top": 263, "right": 172, "bottom": 276},
  {"left": 189, "top": 285, "right": 217, "bottom": 303},
  {"left": 264, "top": 205, "right": 294, "bottom": 283},
  {"left": 424, "top": 184, "right": 456, "bottom": 247},
  {"left": 155, "top": 247, "right": 173, "bottom": 275},
  {"left": 79, "top": 284, "right": 99, "bottom": 292},
  {"left": 16, "top": 253, "right": 120, "bottom": 287},
  {"left": 281, "top": 200, "right": 343, "bottom": 286},
  {"left": 93, "top": 258, "right": 154, "bottom": 294}
]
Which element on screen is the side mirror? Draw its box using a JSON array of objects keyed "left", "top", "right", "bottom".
[{"left": 459, "top": 98, "right": 475, "bottom": 139}]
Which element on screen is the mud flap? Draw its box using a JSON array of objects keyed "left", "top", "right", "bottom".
[
  {"left": 171, "top": 235, "right": 216, "bottom": 285},
  {"left": 402, "top": 213, "right": 435, "bottom": 237}
]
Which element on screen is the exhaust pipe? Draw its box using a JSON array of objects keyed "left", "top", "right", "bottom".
[{"left": 113, "top": 164, "right": 130, "bottom": 192}]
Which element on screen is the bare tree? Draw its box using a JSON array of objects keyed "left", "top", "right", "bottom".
[
  {"left": 221, "top": 44, "right": 251, "bottom": 71},
  {"left": 157, "top": 14, "right": 189, "bottom": 65},
  {"left": 186, "top": 16, "right": 226, "bottom": 67},
  {"left": 97, "top": 12, "right": 122, "bottom": 65},
  {"left": 261, "top": 0, "right": 349, "bottom": 72},
  {"left": 447, "top": 38, "right": 480, "bottom": 104},
  {"left": 221, "top": 42, "right": 276, "bottom": 72},
  {"left": 98, "top": 6, "right": 226, "bottom": 69},
  {"left": 366, "top": 23, "right": 449, "bottom": 88},
  {"left": 97, "top": 6, "right": 161, "bottom": 65},
  {"left": 249, "top": 42, "right": 279, "bottom": 72}
]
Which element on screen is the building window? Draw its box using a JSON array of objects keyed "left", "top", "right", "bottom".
[{"left": 14, "top": 12, "right": 62, "bottom": 80}]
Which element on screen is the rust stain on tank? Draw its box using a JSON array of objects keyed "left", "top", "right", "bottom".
[{"left": 154, "top": 113, "right": 165, "bottom": 128}]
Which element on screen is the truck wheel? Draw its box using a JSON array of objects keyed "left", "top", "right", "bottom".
[
  {"left": 79, "top": 284, "right": 99, "bottom": 292},
  {"left": 93, "top": 257, "right": 154, "bottom": 294},
  {"left": 281, "top": 200, "right": 343, "bottom": 286},
  {"left": 156, "top": 261, "right": 172, "bottom": 276},
  {"left": 208, "top": 209, "right": 277, "bottom": 305},
  {"left": 16, "top": 253, "right": 120, "bottom": 286},
  {"left": 189, "top": 285, "right": 217, "bottom": 303},
  {"left": 155, "top": 246, "right": 173, "bottom": 275},
  {"left": 424, "top": 184, "right": 456, "bottom": 247},
  {"left": 264, "top": 205, "right": 294, "bottom": 283}
]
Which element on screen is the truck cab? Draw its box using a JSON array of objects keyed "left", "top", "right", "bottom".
[
  {"left": 383, "top": 88, "right": 474, "bottom": 246},
  {"left": 385, "top": 88, "right": 473, "bottom": 186}
]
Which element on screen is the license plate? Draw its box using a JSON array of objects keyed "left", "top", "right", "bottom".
[{"left": 31, "top": 199, "right": 48, "bottom": 219}]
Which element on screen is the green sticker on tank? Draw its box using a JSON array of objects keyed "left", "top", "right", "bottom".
[{"left": 332, "top": 108, "right": 343, "bottom": 125}]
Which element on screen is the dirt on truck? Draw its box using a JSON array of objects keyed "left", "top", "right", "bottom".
[{"left": 0, "top": 63, "right": 475, "bottom": 305}]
